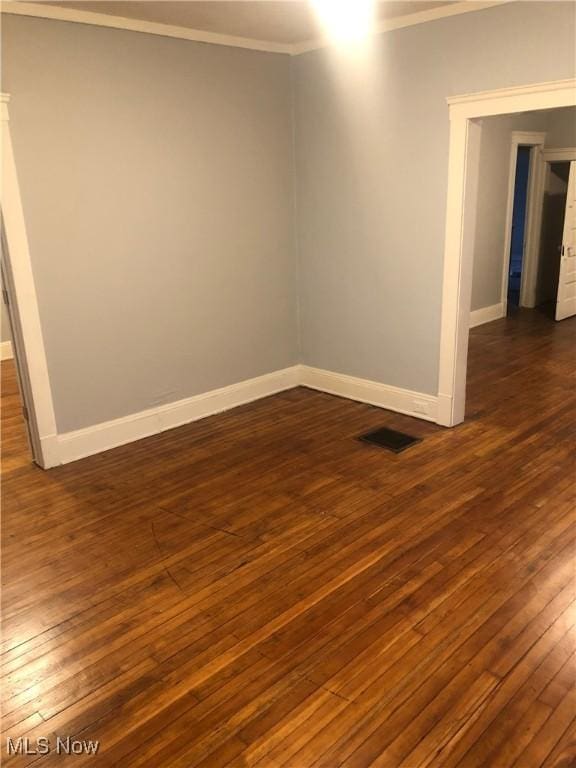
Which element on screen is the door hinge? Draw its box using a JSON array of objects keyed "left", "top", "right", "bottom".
[
  {"left": 22, "top": 404, "right": 29, "bottom": 422},
  {"left": 1, "top": 287, "right": 9, "bottom": 306}
]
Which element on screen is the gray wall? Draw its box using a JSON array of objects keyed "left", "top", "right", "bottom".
[
  {"left": 2, "top": 15, "right": 298, "bottom": 432},
  {"left": 470, "top": 111, "right": 547, "bottom": 312},
  {"left": 2, "top": 3, "right": 576, "bottom": 432},
  {"left": 545, "top": 107, "right": 576, "bottom": 148},
  {"left": 294, "top": 1, "right": 576, "bottom": 395}
]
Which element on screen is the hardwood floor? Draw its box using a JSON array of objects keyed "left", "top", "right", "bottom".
[{"left": 1, "top": 309, "right": 575, "bottom": 767}]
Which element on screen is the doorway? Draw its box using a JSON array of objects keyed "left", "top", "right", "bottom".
[
  {"left": 507, "top": 146, "right": 531, "bottom": 307},
  {"left": 536, "top": 159, "right": 576, "bottom": 321},
  {"left": 535, "top": 161, "right": 570, "bottom": 315},
  {"left": 437, "top": 78, "right": 576, "bottom": 428},
  {"left": 0, "top": 253, "right": 40, "bottom": 465},
  {"left": 1, "top": 93, "right": 59, "bottom": 468}
]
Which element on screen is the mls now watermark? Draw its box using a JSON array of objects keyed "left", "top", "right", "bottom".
[{"left": 6, "top": 736, "right": 100, "bottom": 756}]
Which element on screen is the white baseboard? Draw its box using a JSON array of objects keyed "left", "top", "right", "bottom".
[
  {"left": 38, "top": 434, "right": 62, "bottom": 469},
  {"left": 469, "top": 302, "right": 505, "bottom": 328},
  {"left": 51, "top": 364, "right": 440, "bottom": 465},
  {"left": 436, "top": 393, "right": 454, "bottom": 428},
  {"left": 300, "top": 366, "right": 438, "bottom": 423},
  {"left": 57, "top": 366, "right": 301, "bottom": 464},
  {"left": 0, "top": 340, "right": 14, "bottom": 361}
]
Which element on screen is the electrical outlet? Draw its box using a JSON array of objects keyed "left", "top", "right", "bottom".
[{"left": 412, "top": 398, "right": 430, "bottom": 416}]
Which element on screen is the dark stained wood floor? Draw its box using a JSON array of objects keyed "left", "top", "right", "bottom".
[{"left": 1, "top": 309, "right": 575, "bottom": 767}]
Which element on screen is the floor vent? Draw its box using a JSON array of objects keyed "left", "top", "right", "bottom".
[{"left": 358, "top": 427, "right": 421, "bottom": 454}]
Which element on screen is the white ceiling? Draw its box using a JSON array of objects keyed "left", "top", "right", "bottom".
[{"left": 38, "top": 1, "right": 457, "bottom": 45}]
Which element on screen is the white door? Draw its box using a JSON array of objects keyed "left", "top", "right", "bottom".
[{"left": 556, "top": 161, "right": 576, "bottom": 321}]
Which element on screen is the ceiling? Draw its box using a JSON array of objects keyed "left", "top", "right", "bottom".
[{"left": 36, "top": 1, "right": 458, "bottom": 46}]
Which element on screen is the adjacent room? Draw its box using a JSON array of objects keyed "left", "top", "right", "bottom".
[
  {"left": 470, "top": 106, "right": 576, "bottom": 327},
  {"left": 1, "top": 1, "right": 575, "bottom": 766}
]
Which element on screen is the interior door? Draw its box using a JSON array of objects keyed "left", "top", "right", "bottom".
[
  {"left": 1, "top": 236, "right": 43, "bottom": 465},
  {"left": 556, "top": 160, "right": 576, "bottom": 321}
]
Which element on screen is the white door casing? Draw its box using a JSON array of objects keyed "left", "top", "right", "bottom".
[
  {"left": 556, "top": 160, "right": 576, "bottom": 321},
  {"left": 438, "top": 79, "right": 576, "bottom": 428},
  {"left": 1, "top": 93, "right": 59, "bottom": 467}
]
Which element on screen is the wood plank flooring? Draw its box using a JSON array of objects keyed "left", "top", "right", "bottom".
[{"left": 1, "top": 309, "right": 575, "bottom": 767}]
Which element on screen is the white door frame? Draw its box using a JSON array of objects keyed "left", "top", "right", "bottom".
[
  {"left": 543, "top": 148, "right": 576, "bottom": 163},
  {"left": 556, "top": 158, "right": 576, "bottom": 321},
  {"left": 500, "top": 131, "right": 547, "bottom": 310},
  {"left": 531, "top": 147, "right": 576, "bottom": 308},
  {"left": 437, "top": 79, "right": 576, "bottom": 428},
  {"left": 1, "top": 93, "right": 59, "bottom": 467}
]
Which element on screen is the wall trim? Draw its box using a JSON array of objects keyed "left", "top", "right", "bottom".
[
  {"left": 300, "top": 366, "right": 438, "bottom": 423},
  {"left": 1, "top": 91, "right": 59, "bottom": 467},
  {"left": 500, "top": 131, "right": 547, "bottom": 310},
  {"left": 470, "top": 303, "right": 505, "bottom": 328},
  {"left": 0, "top": 340, "right": 14, "bottom": 360},
  {"left": 54, "top": 364, "right": 441, "bottom": 465},
  {"left": 1, "top": 2, "right": 294, "bottom": 55},
  {"left": 446, "top": 79, "right": 576, "bottom": 109},
  {"left": 292, "top": 1, "right": 510, "bottom": 55},
  {"left": 542, "top": 147, "right": 576, "bottom": 163},
  {"left": 530, "top": 147, "right": 576, "bottom": 307},
  {"left": 438, "top": 78, "right": 576, "bottom": 428},
  {"left": 57, "top": 366, "right": 301, "bottom": 464},
  {"left": 3, "top": 0, "right": 511, "bottom": 57},
  {"left": 511, "top": 131, "right": 547, "bottom": 146}
]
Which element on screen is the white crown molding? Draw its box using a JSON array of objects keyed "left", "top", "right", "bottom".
[
  {"left": 291, "top": 1, "right": 512, "bottom": 55},
  {"left": 2, "top": 0, "right": 513, "bottom": 57},
  {"left": 0, "top": 1, "right": 294, "bottom": 55}
]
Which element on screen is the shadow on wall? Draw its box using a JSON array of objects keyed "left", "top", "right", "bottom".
[
  {"left": 537, "top": 162, "right": 570, "bottom": 306},
  {"left": 1, "top": 277, "right": 14, "bottom": 360}
]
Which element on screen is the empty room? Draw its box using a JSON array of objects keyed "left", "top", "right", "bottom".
[{"left": 1, "top": 1, "right": 575, "bottom": 766}]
